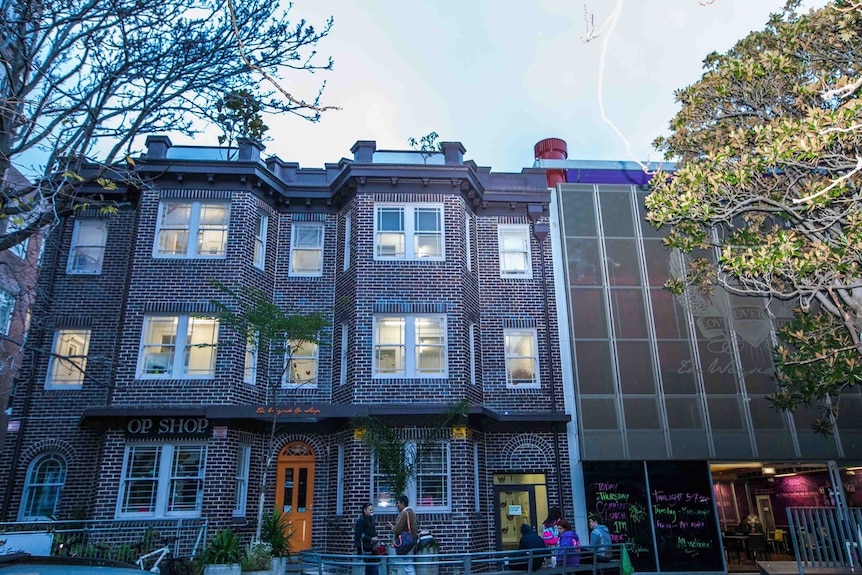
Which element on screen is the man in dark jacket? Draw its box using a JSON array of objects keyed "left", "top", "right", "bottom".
[{"left": 510, "top": 524, "right": 548, "bottom": 571}]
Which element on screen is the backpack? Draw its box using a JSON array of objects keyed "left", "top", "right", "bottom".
[{"left": 542, "top": 524, "right": 559, "bottom": 546}]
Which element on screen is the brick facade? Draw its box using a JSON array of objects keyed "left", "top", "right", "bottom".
[{"left": 0, "top": 137, "right": 570, "bottom": 554}]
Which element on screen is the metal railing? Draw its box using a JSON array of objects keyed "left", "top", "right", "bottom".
[
  {"left": 787, "top": 506, "right": 862, "bottom": 574},
  {"left": 0, "top": 518, "right": 207, "bottom": 562},
  {"left": 298, "top": 543, "right": 626, "bottom": 575}
]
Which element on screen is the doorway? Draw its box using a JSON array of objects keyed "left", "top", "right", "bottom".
[
  {"left": 493, "top": 473, "right": 548, "bottom": 551},
  {"left": 755, "top": 495, "right": 775, "bottom": 535},
  {"left": 275, "top": 442, "right": 315, "bottom": 551}
]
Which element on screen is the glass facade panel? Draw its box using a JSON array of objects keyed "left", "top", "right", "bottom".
[
  {"left": 574, "top": 341, "right": 615, "bottom": 394},
  {"left": 657, "top": 341, "right": 698, "bottom": 394},
  {"left": 566, "top": 238, "right": 601, "bottom": 285},
  {"left": 696, "top": 334, "right": 739, "bottom": 394},
  {"left": 579, "top": 398, "right": 618, "bottom": 429},
  {"left": 651, "top": 289, "right": 688, "bottom": 340},
  {"left": 637, "top": 191, "right": 665, "bottom": 239},
  {"left": 571, "top": 289, "right": 608, "bottom": 339},
  {"left": 642, "top": 239, "right": 673, "bottom": 287},
  {"left": 623, "top": 397, "right": 660, "bottom": 429},
  {"left": 560, "top": 187, "right": 596, "bottom": 237},
  {"left": 610, "top": 289, "right": 647, "bottom": 339},
  {"left": 604, "top": 239, "right": 641, "bottom": 285},
  {"left": 706, "top": 398, "right": 745, "bottom": 430},
  {"left": 617, "top": 341, "right": 655, "bottom": 394},
  {"left": 599, "top": 190, "right": 635, "bottom": 237},
  {"left": 664, "top": 397, "right": 704, "bottom": 429}
]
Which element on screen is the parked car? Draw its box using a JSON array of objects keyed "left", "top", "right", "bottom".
[{"left": 0, "top": 553, "right": 141, "bottom": 574}]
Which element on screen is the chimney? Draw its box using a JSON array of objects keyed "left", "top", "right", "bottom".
[
  {"left": 145, "top": 136, "right": 173, "bottom": 159},
  {"left": 534, "top": 138, "right": 568, "bottom": 188},
  {"left": 351, "top": 141, "right": 377, "bottom": 163},
  {"left": 237, "top": 138, "right": 265, "bottom": 162}
]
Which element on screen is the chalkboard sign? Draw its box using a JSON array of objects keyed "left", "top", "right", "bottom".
[
  {"left": 647, "top": 461, "right": 723, "bottom": 572},
  {"left": 583, "top": 461, "right": 657, "bottom": 572}
]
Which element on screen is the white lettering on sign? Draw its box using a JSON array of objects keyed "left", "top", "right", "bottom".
[{"left": 126, "top": 417, "right": 210, "bottom": 437}]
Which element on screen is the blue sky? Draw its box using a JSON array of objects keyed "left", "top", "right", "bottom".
[{"left": 102, "top": 1, "right": 833, "bottom": 174}]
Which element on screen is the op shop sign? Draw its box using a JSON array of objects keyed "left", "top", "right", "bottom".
[{"left": 126, "top": 417, "right": 211, "bottom": 439}]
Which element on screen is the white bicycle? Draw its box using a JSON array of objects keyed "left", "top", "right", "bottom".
[{"left": 135, "top": 540, "right": 192, "bottom": 575}]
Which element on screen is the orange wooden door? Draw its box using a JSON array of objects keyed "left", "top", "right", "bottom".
[{"left": 275, "top": 442, "right": 315, "bottom": 552}]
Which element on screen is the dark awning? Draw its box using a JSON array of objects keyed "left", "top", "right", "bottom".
[{"left": 80, "top": 403, "right": 569, "bottom": 434}]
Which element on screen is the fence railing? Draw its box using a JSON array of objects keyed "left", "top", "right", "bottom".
[
  {"left": 298, "top": 543, "right": 626, "bottom": 575},
  {"left": 0, "top": 518, "right": 207, "bottom": 562},
  {"left": 787, "top": 506, "right": 862, "bottom": 575}
]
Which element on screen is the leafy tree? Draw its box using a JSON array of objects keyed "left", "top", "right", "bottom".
[
  {"left": 210, "top": 280, "right": 328, "bottom": 541},
  {"left": 0, "top": 0, "right": 335, "bottom": 252},
  {"left": 408, "top": 132, "right": 442, "bottom": 163},
  {"left": 645, "top": 1, "right": 862, "bottom": 429}
]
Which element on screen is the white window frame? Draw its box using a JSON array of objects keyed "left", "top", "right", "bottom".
[
  {"left": 372, "top": 315, "right": 448, "bottom": 379},
  {"left": 289, "top": 222, "right": 325, "bottom": 277},
  {"left": 284, "top": 339, "right": 319, "bottom": 388},
  {"left": 153, "top": 201, "right": 230, "bottom": 259},
  {"left": 374, "top": 203, "right": 445, "bottom": 261},
  {"left": 339, "top": 323, "right": 348, "bottom": 386},
  {"left": 46, "top": 328, "right": 91, "bottom": 389},
  {"left": 137, "top": 315, "right": 219, "bottom": 379},
  {"left": 504, "top": 328, "right": 540, "bottom": 388},
  {"left": 243, "top": 330, "right": 258, "bottom": 385},
  {"left": 469, "top": 323, "right": 477, "bottom": 386},
  {"left": 233, "top": 445, "right": 251, "bottom": 517},
  {"left": 253, "top": 212, "right": 268, "bottom": 270},
  {"left": 465, "top": 214, "right": 473, "bottom": 271},
  {"left": 116, "top": 443, "right": 206, "bottom": 519},
  {"left": 372, "top": 442, "right": 450, "bottom": 513},
  {"left": 343, "top": 211, "right": 352, "bottom": 271},
  {"left": 498, "top": 224, "right": 533, "bottom": 278},
  {"left": 67, "top": 219, "right": 108, "bottom": 274},
  {"left": 0, "top": 290, "right": 15, "bottom": 336},
  {"left": 18, "top": 453, "right": 67, "bottom": 521}
]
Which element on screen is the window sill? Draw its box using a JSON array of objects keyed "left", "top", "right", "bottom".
[{"left": 44, "top": 384, "right": 83, "bottom": 391}]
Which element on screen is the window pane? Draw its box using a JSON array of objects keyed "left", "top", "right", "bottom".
[
  {"left": 609, "top": 289, "right": 647, "bottom": 338},
  {"left": 291, "top": 249, "right": 323, "bottom": 273},
  {"left": 658, "top": 341, "right": 698, "bottom": 394},
  {"left": 414, "top": 233, "right": 442, "bottom": 258},
  {"left": 414, "top": 208, "right": 441, "bottom": 232},
  {"left": 604, "top": 239, "right": 641, "bottom": 286},
  {"left": 505, "top": 331, "right": 538, "bottom": 386},
  {"left": 579, "top": 398, "right": 618, "bottom": 430},
  {"left": 650, "top": 289, "right": 689, "bottom": 339},
  {"left": 69, "top": 220, "right": 107, "bottom": 274},
  {"left": 142, "top": 317, "right": 177, "bottom": 375},
  {"left": 415, "top": 317, "right": 445, "bottom": 374},
  {"left": 122, "top": 446, "right": 160, "bottom": 514},
  {"left": 566, "top": 238, "right": 601, "bottom": 286},
  {"left": 376, "top": 233, "right": 405, "bottom": 258},
  {"left": 157, "top": 203, "right": 190, "bottom": 256},
  {"left": 162, "top": 203, "right": 191, "bottom": 226},
  {"left": 22, "top": 454, "right": 66, "bottom": 519},
  {"left": 375, "top": 317, "right": 405, "bottom": 375},
  {"left": 571, "top": 289, "right": 608, "bottom": 339},
  {"left": 184, "top": 317, "right": 218, "bottom": 376},
  {"left": 624, "top": 397, "right": 660, "bottom": 429},
  {"left": 574, "top": 341, "right": 615, "bottom": 394},
  {"left": 294, "top": 225, "right": 323, "bottom": 247},
  {"left": 665, "top": 397, "right": 704, "bottom": 429},
  {"left": 48, "top": 329, "right": 91, "bottom": 386},
  {"left": 378, "top": 208, "right": 404, "bottom": 231},
  {"left": 560, "top": 186, "right": 596, "bottom": 237},
  {"left": 643, "top": 239, "right": 672, "bottom": 287},
  {"left": 599, "top": 190, "right": 634, "bottom": 237},
  {"left": 617, "top": 341, "right": 656, "bottom": 394},
  {"left": 168, "top": 446, "right": 205, "bottom": 513},
  {"left": 288, "top": 340, "right": 318, "bottom": 384}
]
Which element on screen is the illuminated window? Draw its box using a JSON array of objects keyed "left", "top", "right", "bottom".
[
  {"left": 289, "top": 223, "right": 324, "bottom": 276},
  {"left": 373, "top": 315, "right": 447, "bottom": 378},
  {"left": 498, "top": 224, "right": 532, "bottom": 278},
  {"left": 372, "top": 442, "right": 450, "bottom": 513},
  {"left": 67, "top": 219, "right": 107, "bottom": 274},
  {"left": 154, "top": 201, "right": 229, "bottom": 258},
  {"left": 46, "top": 329, "right": 91, "bottom": 389},
  {"left": 375, "top": 204, "right": 444, "bottom": 261},
  {"left": 504, "top": 329, "right": 539, "bottom": 388},
  {"left": 243, "top": 330, "right": 258, "bottom": 384},
  {"left": 117, "top": 444, "right": 206, "bottom": 518},
  {"left": 0, "top": 290, "right": 14, "bottom": 335},
  {"left": 253, "top": 213, "right": 268, "bottom": 269},
  {"left": 138, "top": 315, "right": 219, "bottom": 378},
  {"left": 284, "top": 339, "right": 318, "bottom": 388}
]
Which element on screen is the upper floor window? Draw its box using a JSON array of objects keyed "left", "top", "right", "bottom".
[
  {"left": 19, "top": 453, "right": 67, "bottom": 521},
  {"left": 46, "top": 328, "right": 91, "bottom": 389},
  {"left": 372, "top": 442, "right": 450, "bottom": 513},
  {"left": 284, "top": 339, "right": 319, "bottom": 388},
  {"left": 154, "top": 201, "right": 229, "bottom": 258},
  {"left": 138, "top": 315, "right": 219, "bottom": 378},
  {"left": 253, "top": 213, "right": 268, "bottom": 270},
  {"left": 504, "top": 328, "right": 539, "bottom": 388},
  {"left": 465, "top": 215, "right": 473, "bottom": 271},
  {"left": 289, "top": 223, "right": 324, "bottom": 276},
  {"left": 67, "top": 219, "right": 108, "bottom": 274},
  {"left": 244, "top": 330, "right": 258, "bottom": 384},
  {"left": 117, "top": 444, "right": 206, "bottom": 518},
  {"left": 375, "top": 204, "right": 444, "bottom": 261},
  {"left": 373, "top": 315, "right": 447, "bottom": 378},
  {"left": 7, "top": 217, "right": 30, "bottom": 259},
  {"left": 343, "top": 211, "right": 352, "bottom": 271},
  {"left": 498, "top": 224, "right": 532, "bottom": 278},
  {"left": 469, "top": 323, "right": 477, "bottom": 386},
  {"left": 0, "top": 290, "right": 14, "bottom": 335},
  {"left": 339, "top": 323, "right": 348, "bottom": 385}
]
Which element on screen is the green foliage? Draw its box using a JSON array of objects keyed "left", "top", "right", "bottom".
[
  {"left": 241, "top": 542, "right": 274, "bottom": 571},
  {"left": 352, "top": 399, "right": 469, "bottom": 499},
  {"left": 204, "top": 529, "right": 244, "bottom": 565},
  {"left": 645, "top": 1, "right": 862, "bottom": 425},
  {"left": 260, "top": 510, "right": 293, "bottom": 558},
  {"left": 408, "top": 132, "right": 442, "bottom": 163},
  {"left": 217, "top": 90, "right": 270, "bottom": 147}
]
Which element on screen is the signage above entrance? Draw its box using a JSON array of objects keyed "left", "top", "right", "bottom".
[{"left": 125, "top": 417, "right": 211, "bottom": 439}]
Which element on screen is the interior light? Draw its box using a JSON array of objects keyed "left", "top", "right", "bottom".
[
  {"left": 763, "top": 467, "right": 776, "bottom": 475},
  {"left": 775, "top": 472, "right": 797, "bottom": 477}
]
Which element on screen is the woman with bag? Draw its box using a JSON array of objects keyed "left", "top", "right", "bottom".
[
  {"left": 355, "top": 503, "right": 381, "bottom": 575},
  {"left": 555, "top": 520, "right": 581, "bottom": 568}
]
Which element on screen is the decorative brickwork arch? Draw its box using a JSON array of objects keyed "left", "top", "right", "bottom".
[
  {"left": 501, "top": 434, "right": 554, "bottom": 470},
  {"left": 19, "top": 438, "right": 78, "bottom": 473}
]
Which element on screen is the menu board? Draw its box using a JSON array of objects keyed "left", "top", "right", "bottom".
[
  {"left": 647, "top": 461, "right": 723, "bottom": 572},
  {"left": 583, "top": 461, "right": 657, "bottom": 572}
]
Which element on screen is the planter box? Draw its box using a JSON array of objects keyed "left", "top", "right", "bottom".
[{"left": 204, "top": 564, "right": 242, "bottom": 575}]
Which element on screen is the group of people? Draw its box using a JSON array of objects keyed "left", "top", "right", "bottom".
[
  {"left": 355, "top": 499, "right": 614, "bottom": 575},
  {"left": 512, "top": 508, "right": 613, "bottom": 571},
  {"left": 354, "top": 495, "right": 418, "bottom": 575}
]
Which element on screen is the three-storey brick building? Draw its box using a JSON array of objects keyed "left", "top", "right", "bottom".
[{"left": 0, "top": 137, "right": 570, "bottom": 554}]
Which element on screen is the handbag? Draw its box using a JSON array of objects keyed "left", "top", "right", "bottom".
[
  {"left": 393, "top": 509, "right": 416, "bottom": 555},
  {"left": 373, "top": 542, "right": 387, "bottom": 556}
]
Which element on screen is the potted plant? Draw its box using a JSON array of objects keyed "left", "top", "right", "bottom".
[
  {"left": 203, "top": 528, "right": 244, "bottom": 575},
  {"left": 241, "top": 542, "right": 274, "bottom": 575},
  {"left": 414, "top": 531, "right": 440, "bottom": 575},
  {"left": 260, "top": 510, "right": 292, "bottom": 575}
]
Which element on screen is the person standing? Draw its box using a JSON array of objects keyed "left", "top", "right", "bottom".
[
  {"left": 511, "top": 524, "right": 548, "bottom": 571},
  {"left": 389, "top": 495, "right": 419, "bottom": 575},
  {"left": 355, "top": 503, "right": 380, "bottom": 575},
  {"left": 588, "top": 514, "right": 613, "bottom": 574},
  {"left": 555, "top": 520, "right": 581, "bottom": 568}
]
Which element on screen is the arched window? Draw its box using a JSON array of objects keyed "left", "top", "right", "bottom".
[{"left": 19, "top": 453, "right": 67, "bottom": 520}]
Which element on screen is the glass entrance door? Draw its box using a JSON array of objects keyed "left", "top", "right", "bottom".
[
  {"left": 495, "top": 486, "right": 538, "bottom": 551},
  {"left": 275, "top": 442, "right": 315, "bottom": 551}
]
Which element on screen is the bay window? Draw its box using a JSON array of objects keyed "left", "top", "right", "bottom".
[
  {"left": 138, "top": 315, "right": 219, "bottom": 378},
  {"left": 154, "top": 201, "right": 229, "bottom": 258},
  {"left": 374, "top": 204, "right": 444, "bottom": 261},
  {"left": 373, "top": 315, "right": 447, "bottom": 378}
]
